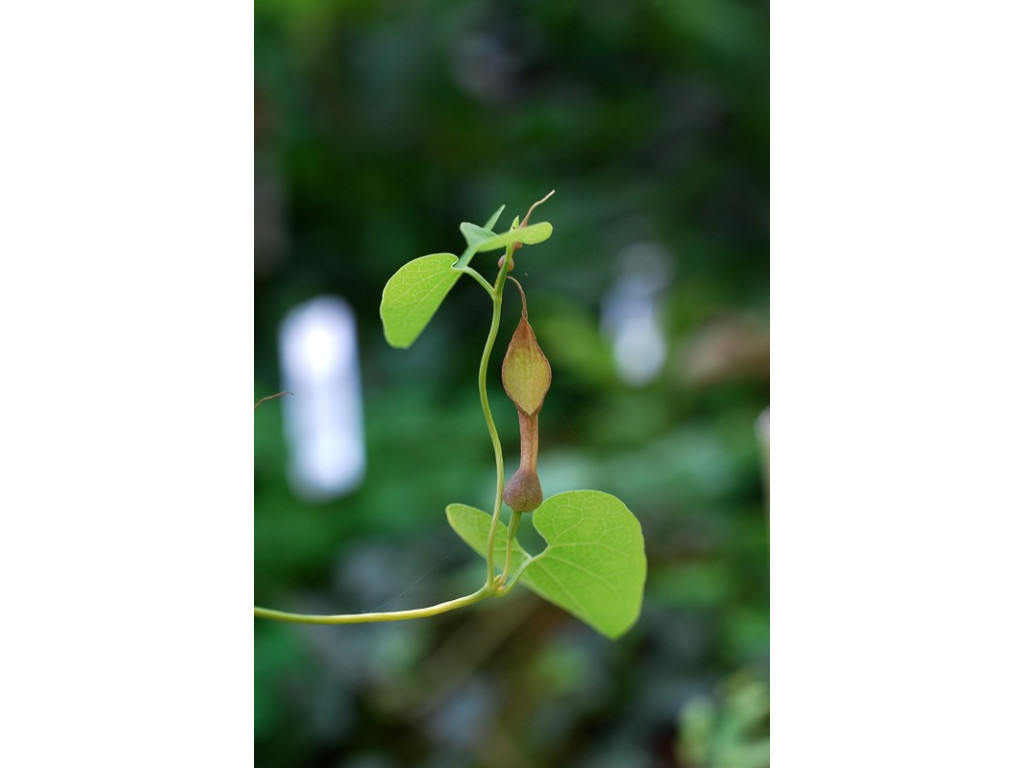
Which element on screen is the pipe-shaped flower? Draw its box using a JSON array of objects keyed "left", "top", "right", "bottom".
[{"left": 501, "top": 295, "right": 551, "bottom": 513}]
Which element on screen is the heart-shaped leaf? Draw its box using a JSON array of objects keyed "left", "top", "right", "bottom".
[
  {"left": 380, "top": 253, "right": 460, "bottom": 348},
  {"left": 446, "top": 490, "right": 646, "bottom": 639}
]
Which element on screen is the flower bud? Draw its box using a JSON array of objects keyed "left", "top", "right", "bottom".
[{"left": 501, "top": 293, "right": 550, "bottom": 513}]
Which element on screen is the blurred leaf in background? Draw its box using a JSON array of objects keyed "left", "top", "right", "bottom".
[
  {"left": 256, "top": 0, "right": 768, "bottom": 765},
  {"left": 677, "top": 670, "right": 770, "bottom": 768}
]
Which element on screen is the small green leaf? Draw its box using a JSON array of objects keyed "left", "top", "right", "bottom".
[
  {"left": 446, "top": 490, "right": 646, "bottom": 639},
  {"left": 478, "top": 221, "right": 553, "bottom": 251},
  {"left": 460, "top": 222, "right": 497, "bottom": 252},
  {"left": 380, "top": 253, "right": 460, "bottom": 348},
  {"left": 454, "top": 205, "right": 507, "bottom": 265},
  {"left": 455, "top": 221, "right": 553, "bottom": 268}
]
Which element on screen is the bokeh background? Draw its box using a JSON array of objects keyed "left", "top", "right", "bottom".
[{"left": 255, "top": 1, "right": 768, "bottom": 766}]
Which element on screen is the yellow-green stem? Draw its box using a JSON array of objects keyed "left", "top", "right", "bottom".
[
  {"left": 253, "top": 585, "right": 492, "bottom": 625},
  {"left": 481, "top": 250, "right": 513, "bottom": 583}
]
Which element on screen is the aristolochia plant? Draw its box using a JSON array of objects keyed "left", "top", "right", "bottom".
[{"left": 255, "top": 192, "right": 647, "bottom": 638}]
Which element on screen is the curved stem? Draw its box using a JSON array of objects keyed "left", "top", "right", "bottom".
[
  {"left": 454, "top": 265, "right": 495, "bottom": 299},
  {"left": 481, "top": 250, "right": 513, "bottom": 584},
  {"left": 253, "top": 585, "right": 492, "bottom": 625}
]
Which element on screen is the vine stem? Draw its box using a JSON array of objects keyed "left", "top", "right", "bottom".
[
  {"left": 253, "top": 585, "right": 492, "bottom": 625},
  {"left": 481, "top": 249, "right": 513, "bottom": 584}
]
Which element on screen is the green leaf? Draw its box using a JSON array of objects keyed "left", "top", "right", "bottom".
[
  {"left": 455, "top": 221, "right": 554, "bottom": 268},
  {"left": 459, "top": 222, "right": 497, "bottom": 252},
  {"left": 446, "top": 490, "right": 646, "bottom": 639},
  {"left": 379, "top": 253, "right": 460, "bottom": 348},
  {"left": 478, "top": 221, "right": 553, "bottom": 251},
  {"left": 455, "top": 206, "right": 507, "bottom": 262}
]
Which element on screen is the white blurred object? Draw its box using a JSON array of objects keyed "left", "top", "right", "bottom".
[
  {"left": 278, "top": 297, "right": 366, "bottom": 501},
  {"left": 601, "top": 242, "right": 673, "bottom": 386}
]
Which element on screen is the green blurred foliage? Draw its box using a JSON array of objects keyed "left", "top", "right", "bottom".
[
  {"left": 255, "top": 0, "right": 768, "bottom": 765},
  {"left": 678, "top": 670, "right": 770, "bottom": 768}
]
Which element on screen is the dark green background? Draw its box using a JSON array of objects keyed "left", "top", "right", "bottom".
[{"left": 256, "top": 1, "right": 768, "bottom": 765}]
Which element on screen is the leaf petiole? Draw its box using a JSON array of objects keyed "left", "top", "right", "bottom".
[
  {"left": 453, "top": 264, "right": 495, "bottom": 299},
  {"left": 498, "top": 552, "right": 537, "bottom": 595},
  {"left": 499, "top": 510, "right": 523, "bottom": 586}
]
